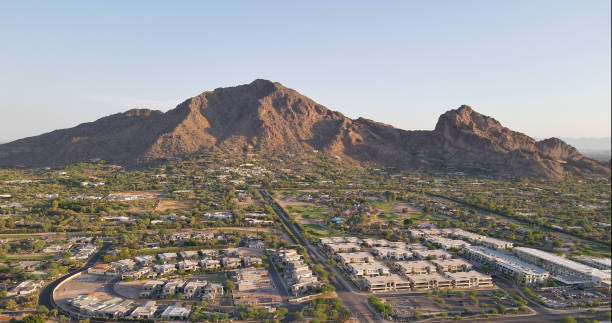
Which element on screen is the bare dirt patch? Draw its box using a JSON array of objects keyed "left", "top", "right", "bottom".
[
  {"left": 115, "top": 280, "right": 145, "bottom": 299},
  {"left": 55, "top": 274, "right": 114, "bottom": 304},
  {"left": 155, "top": 199, "right": 193, "bottom": 211}
]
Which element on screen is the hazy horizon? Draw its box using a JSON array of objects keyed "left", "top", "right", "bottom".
[{"left": 1, "top": 1, "right": 610, "bottom": 141}]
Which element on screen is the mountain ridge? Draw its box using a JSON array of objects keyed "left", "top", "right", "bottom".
[{"left": 0, "top": 79, "right": 609, "bottom": 178}]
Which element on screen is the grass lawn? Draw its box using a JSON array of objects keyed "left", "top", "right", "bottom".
[
  {"left": 302, "top": 224, "right": 344, "bottom": 238},
  {"left": 407, "top": 212, "right": 443, "bottom": 222},
  {"left": 202, "top": 273, "right": 228, "bottom": 284},
  {"left": 377, "top": 212, "right": 404, "bottom": 220},
  {"left": 0, "top": 234, "right": 47, "bottom": 239},
  {"left": 6, "top": 254, "right": 54, "bottom": 261},
  {"left": 372, "top": 200, "right": 393, "bottom": 211},
  {"left": 285, "top": 205, "right": 328, "bottom": 220}
]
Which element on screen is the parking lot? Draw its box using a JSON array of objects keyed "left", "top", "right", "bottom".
[{"left": 534, "top": 286, "right": 611, "bottom": 308}]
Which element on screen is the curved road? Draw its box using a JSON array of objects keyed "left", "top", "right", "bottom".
[{"left": 39, "top": 243, "right": 111, "bottom": 311}]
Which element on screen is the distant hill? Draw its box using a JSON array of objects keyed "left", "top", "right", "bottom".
[
  {"left": 0, "top": 79, "right": 609, "bottom": 178},
  {"left": 560, "top": 137, "right": 611, "bottom": 151}
]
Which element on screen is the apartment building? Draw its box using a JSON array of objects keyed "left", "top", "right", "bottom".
[
  {"left": 347, "top": 261, "right": 390, "bottom": 277},
  {"left": 413, "top": 249, "right": 453, "bottom": 260},
  {"left": 430, "top": 258, "right": 473, "bottom": 273},
  {"left": 445, "top": 270, "right": 493, "bottom": 288},
  {"left": 363, "top": 274, "right": 411, "bottom": 292},
  {"left": 407, "top": 273, "right": 453, "bottom": 290},
  {"left": 425, "top": 235, "right": 470, "bottom": 250},
  {"left": 464, "top": 246, "right": 549, "bottom": 284},
  {"left": 394, "top": 260, "right": 434, "bottom": 275},
  {"left": 371, "top": 247, "right": 413, "bottom": 260},
  {"left": 573, "top": 256, "right": 612, "bottom": 270},
  {"left": 337, "top": 252, "right": 374, "bottom": 265},
  {"left": 452, "top": 230, "right": 513, "bottom": 249},
  {"left": 514, "top": 247, "right": 611, "bottom": 287}
]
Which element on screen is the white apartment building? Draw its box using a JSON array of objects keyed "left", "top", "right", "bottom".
[
  {"left": 514, "top": 247, "right": 611, "bottom": 287},
  {"left": 464, "top": 246, "right": 549, "bottom": 284}
]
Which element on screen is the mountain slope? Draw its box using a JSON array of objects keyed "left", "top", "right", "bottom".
[{"left": 0, "top": 79, "right": 608, "bottom": 178}]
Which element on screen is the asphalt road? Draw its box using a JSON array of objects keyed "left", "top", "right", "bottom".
[
  {"left": 260, "top": 190, "right": 612, "bottom": 323},
  {"left": 260, "top": 190, "right": 381, "bottom": 323},
  {"left": 267, "top": 256, "right": 290, "bottom": 299},
  {"left": 38, "top": 243, "right": 110, "bottom": 311}
]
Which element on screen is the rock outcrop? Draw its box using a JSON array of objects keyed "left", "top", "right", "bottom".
[{"left": 0, "top": 80, "right": 608, "bottom": 178}]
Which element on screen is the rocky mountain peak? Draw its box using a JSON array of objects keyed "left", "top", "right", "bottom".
[{"left": 0, "top": 80, "right": 608, "bottom": 178}]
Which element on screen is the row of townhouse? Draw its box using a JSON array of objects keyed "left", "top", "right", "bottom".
[
  {"left": 139, "top": 278, "right": 223, "bottom": 300},
  {"left": 405, "top": 270, "right": 493, "bottom": 290},
  {"left": 90, "top": 248, "right": 262, "bottom": 278},
  {"left": 169, "top": 232, "right": 216, "bottom": 242},
  {"left": 318, "top": 237, "right": 363, "bottom": 253},
  {"left": 270, "top": 249, "right": 320, "bottom": 295},
  {"left": 464, "top": 246, "right": 550, "bottom": 284},
  {"left": 393, "top": 258, "right": 474, "bottom": 275},
  {"left": 411, "top": 229, "right": 513, "bottom": 250},
  {"left": 71, "top": 243, "right": 98, "bottom": 260},
  {"left": 359, "top": 266, "right": 492, "bottom": 292},
  {"left": 371, "top": 247, "right": 413, "bottom": 261},
  {"left": 69, "top": 295, "right": 192, "bottom": 320},
  {"left": 424, "top": 235, "right": 471, "bottom": 250}
]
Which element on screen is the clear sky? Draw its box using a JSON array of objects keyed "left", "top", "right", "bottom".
[{"left": 0, "top": 1, "right": 610, "bottom": 142}]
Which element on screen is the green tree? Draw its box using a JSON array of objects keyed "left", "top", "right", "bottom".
[
  {"left": 4, "top": 299, "right": 17, "bottom": 310},
  {"left": 560, "top": 316, "right": 577, "bottom": 323},
  {"left": 20, "top": 315, "right": 46, "bottom": 323},
  {"left": 223, "top": 280, "right": 235, "bottom": 292}
]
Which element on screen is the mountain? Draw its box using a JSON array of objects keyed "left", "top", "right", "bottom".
[
  {"left": 560, "top": 137, "right": 611, "bottom": 151},
  {"left": 0, "top": 79, "right": 609, "bottom": 178}
]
